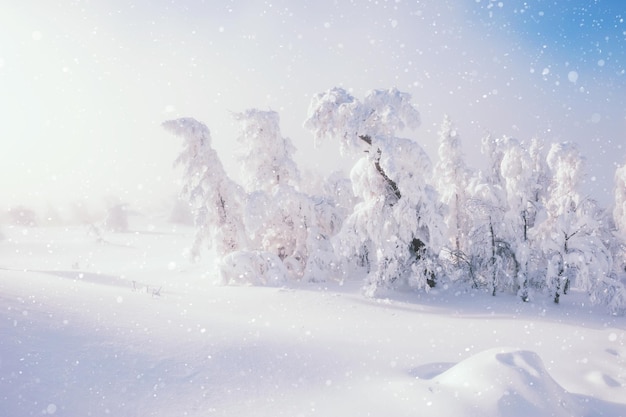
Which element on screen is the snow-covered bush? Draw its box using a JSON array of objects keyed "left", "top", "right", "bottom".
[{"left": 219, "top": 250, "right": 288, "bottom": 286}]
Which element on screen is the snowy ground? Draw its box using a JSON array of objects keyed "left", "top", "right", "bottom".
[{"left": 1, "top": 217, "right": 625, "bottom": 417}]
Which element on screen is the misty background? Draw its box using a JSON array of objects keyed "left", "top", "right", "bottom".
[{"left": 1, "top": 0, "right": 624, "bottom": 218}]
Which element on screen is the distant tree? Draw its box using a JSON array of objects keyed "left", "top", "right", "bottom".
[
  {"left": 7, "top": 205, "right": 38, "bottom": 227},
  {"left": 43, "top": 204, "right": 64, "bottom": 225},
  {"left": 71, "top": 201, "right": 100, "bottom": 224},
  {"left": 168, "top": 197, "right": 194, "bottom": 225},
  {"left": 102, "top": 203, "right": 129, "bottom": 232},
  {"left": 305, "top": 87, "right": 444, "bottom": 294},
  {"left": 163, "top": 117, "right": 247, "bottom": 260}
]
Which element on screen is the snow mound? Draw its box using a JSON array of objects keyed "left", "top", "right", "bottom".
[
  {"left": 219, "top": 250, "right": 288, "bottom": 286},
  {"left": 429, "top": 348, "right": 582, "bottom": 417}
]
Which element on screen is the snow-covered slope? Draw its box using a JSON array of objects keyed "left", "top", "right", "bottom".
[{"left": 1, "top": 221, "right": 624, "bottom": 416}]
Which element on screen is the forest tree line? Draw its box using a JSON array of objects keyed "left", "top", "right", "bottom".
[{"left": 164, "top": 87, "right": 626, "bottom": 314}]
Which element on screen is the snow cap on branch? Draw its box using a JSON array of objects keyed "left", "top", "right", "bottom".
[
  {"left": 162, "top": 117, "right": 212, "bottom": 147},
  {"left": 162, "top": 117, "right": 216, "bottom": 175},
  {"left": 304, "top": 87, "right": 420, "bottom": 155}
]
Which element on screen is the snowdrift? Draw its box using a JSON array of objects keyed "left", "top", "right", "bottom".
[{"left": 418, "top": 347, "right": 622, "bottom": 417}]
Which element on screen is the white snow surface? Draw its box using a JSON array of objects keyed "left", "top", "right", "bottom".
[{"left": 1, "top": 219, "right": 625, "bottom": 417}]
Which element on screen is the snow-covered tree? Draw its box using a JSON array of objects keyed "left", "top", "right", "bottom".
[
  {"left": 454, "top": 134, "right": 518, "bottom": 296},
  {"left": 163, "top": 117, "right": 247, "bottom": 260},
  {"left": 433, "top": 116, "right": 472, "bottom": 278},
  {"left": 500, "top": 138, "right": 543, "bottom": 301},
  {"left": 607, "top": 161, "right": 626, "bottom": 311},
  {"left": 305, "top": 87, "right": 444, "bottom": 294},
  {"left": 537, "top": 142, "right": 612, "bottom": 304},
  {"left": 522, "top": 138, "right": 553, "bottom": 290},
  {"left": 466, "top": 175, "right": 514, "bottom": 295},
  {"left": 614, "top": 162, "right": 626, "bottom": 241},
  {"left": 235, "top": 109, "right": 338, "bottom": 282},
  {"left": 585, "top": 199, "right": 626, "bottom": 314},
  {"left": 234, "top": 109, "right": 300, "bottom": 259}
]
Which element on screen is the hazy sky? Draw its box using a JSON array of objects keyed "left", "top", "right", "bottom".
[{"left": 1, "top": 0, "right": 624, "bottom": 213}]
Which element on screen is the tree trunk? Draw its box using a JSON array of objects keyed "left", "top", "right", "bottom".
[
  {"left": 490, "top": 218, "right": 497, "bottom": 296},
  {"left": 563, "top": 233, "right": 570, "bottom": 295},
  {"left": 520, "top": 212, "right": 529, "bottom": 302},
  {"left": 554, "top": 255, "right": 565, "bottom": 304},
  {"left": 359, "top": 135, "right": 401, "bottom": 203},
  {"left": 455, "top": 193, "right": 461, "bottom": 254}
]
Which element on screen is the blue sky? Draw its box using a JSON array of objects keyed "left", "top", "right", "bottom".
[
  {"left": 0, "top": 0, "right": 624, "bottom": 213},
  {"left": 463, "top": 0, "right": 625, "bottom": 197},
  {"left": 496, "top": 0, "right": 624, "bottom": 55},
  {"left": 467, "top": 0, "right": 625, "bottom": 77}
]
